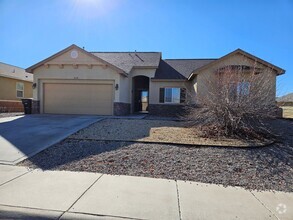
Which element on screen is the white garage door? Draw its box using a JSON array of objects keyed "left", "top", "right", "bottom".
[{"left": 43, "top": 83, "right": 113, "bottom": 115}]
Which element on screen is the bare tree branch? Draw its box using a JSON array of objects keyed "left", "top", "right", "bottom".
[{"left": 183, "top": 64, "right": 280, "bottom": 140}]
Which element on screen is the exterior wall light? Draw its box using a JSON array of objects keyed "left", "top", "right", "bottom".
[
  {"left": 115, "top": 84, "right": 119, "bottom": 90},
  {"left": 32, "top": 83, "right": 37, "bottom": 89}
]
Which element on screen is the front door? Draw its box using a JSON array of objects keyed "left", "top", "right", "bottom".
[
  {"left": 132, "top": 75, "right": 149, "bottom": 113},
  {"left": 134, "top": 89, "right": 148, "bottom": 112},
  {"left": 140, "top": 90, "right": 148, "bottom": 112}
]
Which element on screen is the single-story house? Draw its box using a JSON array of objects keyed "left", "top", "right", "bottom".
[
  {"left": 0, "top": 62, "right": 33, "bottom": 112},
  {"left": 26, "top": 45, "right": 285, "bottom": 116}
]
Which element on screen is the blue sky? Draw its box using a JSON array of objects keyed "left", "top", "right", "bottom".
[{"left": 0, "top": 0, "right": 292, "bottom": 96}]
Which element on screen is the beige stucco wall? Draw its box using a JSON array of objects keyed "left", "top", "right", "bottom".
[
  {"left": 119, "top": 74, "right": 130, "bottom": 103},
  {"left": 149, "top": 80, "right": 192, "bottom": 104},
  {"left": 130, "top": 68, "right": 156, "bottom": 78},
  {"left": 32, "top": 48, "right": 128, "bottom": 108},
  {"left": 0, "top": 76, "right": 32, "bottom": 100},
  {"left": 195, "top": 53, "right": 277, "bottom": 105},
  {"left": 31, "top": 49, "right": 164, "bottom": 112},
  {"left": 33, "top": 65, "right": 121, "bottom": 102},
  {"left": 46, "top": 49, "right": 103, "bottom": 65}
]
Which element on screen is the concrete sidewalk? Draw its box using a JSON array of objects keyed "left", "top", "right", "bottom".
[{"left": 0, "top": 165, "right": 292, "bottom": 220}]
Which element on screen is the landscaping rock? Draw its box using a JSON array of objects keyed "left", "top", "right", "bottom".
[
  {"left": 18, "top": 118, "right": 293, "bottom": 193},
  {"left": 19, "top": 139, "right": 292, "bottom": 192}
]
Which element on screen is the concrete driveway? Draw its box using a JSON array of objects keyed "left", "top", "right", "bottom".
[{"left": 0, "top": 115, "right": 100, "bottom": 165}]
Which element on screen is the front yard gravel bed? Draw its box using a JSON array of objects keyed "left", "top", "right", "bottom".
[{"left": 19, "top": 139, "right": 293, "bottom": 192}]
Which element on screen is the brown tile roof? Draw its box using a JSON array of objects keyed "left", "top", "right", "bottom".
[{"left": 92, "top": 52, "right": 161, "bottom": 73}]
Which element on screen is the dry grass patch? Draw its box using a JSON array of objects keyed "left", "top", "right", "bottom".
[
  {"left": 70, "top": 119, "right": 270, "bottom": 147},
  {"left": 281, "top": 106, "right": 293, "bottom": 119}
]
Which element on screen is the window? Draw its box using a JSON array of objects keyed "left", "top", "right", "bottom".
[
  {"left": 164, "top": 88, "right": 180, "bottom": 103},
  {"left": 237, "top": 82, "right": 250, "bottom": 96},
  {"left": 16, "top": 82, "right": 24, "bottom": 98},
  {"left": 160, "top": 87, "right": 186, "bottom": 103}
]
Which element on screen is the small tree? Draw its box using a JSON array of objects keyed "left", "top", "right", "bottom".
[{"left": 184, "top": 64, "right": 279, "bottom": 140}]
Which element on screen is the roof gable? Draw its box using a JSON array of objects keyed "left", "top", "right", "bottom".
[
  {"left": 26, "top": 44, "right": 126, "bottom": 74},
  {"left": 188, "top": 49, "right": 285, "bottom": 80}
]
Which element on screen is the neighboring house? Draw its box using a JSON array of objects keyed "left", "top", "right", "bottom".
[
  {"left": 26, "top": 45, "right": 285, "bottom": 116},
  {"left": 0, "top": 62, "right": 33, "bottom": 112}
]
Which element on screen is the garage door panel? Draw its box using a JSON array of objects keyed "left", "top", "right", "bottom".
[{"left": 43, "top": 83, "right": 113, "bottom": 115}]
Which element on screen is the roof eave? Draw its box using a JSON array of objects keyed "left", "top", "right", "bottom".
[
  {"left": 151, "top": 78, "right": 187, "bottom": 82},
  {"left": 26, "top": 44, "right": 77, "bottom": 73},
  {"left": 132, "top": 66, "right": 159, "bottom": 69},
  {"left": 0, "top": 73, "right": 33, "bottom": 82}
]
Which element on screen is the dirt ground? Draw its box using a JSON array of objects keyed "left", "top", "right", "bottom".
[{"left": 70, "top": 119, "right": 269, "bottom": 147}]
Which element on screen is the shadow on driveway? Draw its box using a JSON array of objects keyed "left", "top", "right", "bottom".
[{"left": 0, "top": 114, "right": 100, "bottom": 165}]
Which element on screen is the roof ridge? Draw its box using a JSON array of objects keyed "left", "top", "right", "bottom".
[
  {"left": 164, "top": 58, "right": 218, "bottom": 60},
  {"left": 91, "top": 51, "right": 161, "bottom": 53}
]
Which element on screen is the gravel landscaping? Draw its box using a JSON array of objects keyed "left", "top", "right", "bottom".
[
  {"left": 70, "top": 119, "right": 269, "bottom": 147},
  {"left": 19, "top": 119, "right": 293, "bottom": 192}
]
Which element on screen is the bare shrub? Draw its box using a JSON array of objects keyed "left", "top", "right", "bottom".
[{"left": 184, "top": 63, "right": 279, "bottom": 140}]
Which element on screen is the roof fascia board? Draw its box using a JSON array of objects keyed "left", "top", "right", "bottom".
[
  {"left": 0, "top": 73, "right": 33, "bottom": 82},
  {"left": 151, "top": 78, "right": 187, "bottom": 82},
  {"left": 132, "top": 66, "right": 158, "bottom": 69},
  {"left": 235, "top": 49, "right": 285, "bottom": 75}
]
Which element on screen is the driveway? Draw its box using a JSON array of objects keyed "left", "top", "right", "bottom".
[{"left": 0, "top": 114, "right": 100, "bottom": 165}]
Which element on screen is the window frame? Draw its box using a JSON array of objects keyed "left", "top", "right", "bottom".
[
  {"left": 164, "top": 87, "right": 181, "bottom": 104},
  {"left": 16, "top": 82, "right": 24, "bottom": 98},
  {"left": 237, "top": 81, "right": 250, "bottom": 96}
]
